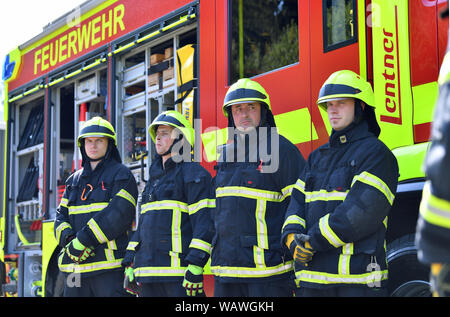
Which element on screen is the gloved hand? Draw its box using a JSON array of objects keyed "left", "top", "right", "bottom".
[
  {"left": 285, "top": 233, "right": 315, "bottom": 266},
  {"left": 125, "top": 266, "right": 134, "bottom": 282},
  {"left": 123, "top": 266, "right": 140, "bottom": 296},
  {"left": 182, "top": 264, "right": 204, "bottom": 296},
  {"left": 65, "top": 237, "right": 95, "bottom": 264}
]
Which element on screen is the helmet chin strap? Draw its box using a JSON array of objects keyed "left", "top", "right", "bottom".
[
  {"left": 159, "top": 134, "right": 184, "bottom": 157},
  {"left": 226, "top": 104, "right": 271, "bottom": 128},
  {"left": 353, "top": 99, "right": 364, "bottom": 125}
]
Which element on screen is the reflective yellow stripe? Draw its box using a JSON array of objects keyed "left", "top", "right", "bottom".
[
  {"left": 420, "top": 182, "right": 450, "bottom": 229},
  {"left": 171, "top": 205, "right": 182, "bottom": 267},
  {"left": 59, "top": 198, "right": 69, "bottom": 208},
  {"left": 134, "top": 267, "right": 186, "bottom": 277},
  {"left": 281, "top": 183, "right": 296, "bottom": 199},
  {"left": 58, "top": 255, "right": 122, "bottom": 274},
  {"left": 253, "top": 245, "right": 266, "bottom": 268},
  {"left": 141, "top": 200, "right": 188, "bottom": 214},
  {"left": 254, "top": 199, "right": 268, "bottom": 268},
  {"left": 68, "top": 202, "right": 108, "bottom": 215},
  {"left": 104, "top": 248, "right": 115, "bottom": 262},
  {"left": 140, "top": 200, "right": 188, "bottom": 267},
  {"left": 107, "top": 240, "right": 117, "bottom": 250},
  {"left": 338, "top": 243, "right": 354, "bottom": 275},
  {"left": 352, "top": 171, "right": 395, "bottom": 205},
  {"left": 319, "top": 214, "right": 346, "bottom": 248},
  {"left": 255, "top": 199, "right": 268, "bottom": 249},
  {"left": 188, "top": 198, "right": 215, "bottom": 215},
  {"left": 211, "top": 261, "right": 293, "bottom": 278},
  {"left": 189, "top": 238, "right": 212, "bottom": 254},
  {"left": 116, "top": 189, "right": 136, "bottom": 207},
  {"left": 216, "top": 186, "right": 284, "bottom": 202},
  {"left": 295, "top": 269, "right": 388, "bottom": 285},
  {"left": 293, "top": 178, "right": 306, "bottom": 194},
  {"left": 282, "top": 215, "right": 306, "bottom": 231},
  {"left": 126, "top": 241, "right": 139, "bottom": 251},
  {"left": 87, "top": 218, "right": 108, "bottom": 244},
  {"left": 55, "top": 222, "right": 71, "bottom": 244},
  {"left": 305, "top": 189, "right": 348, "bottom": 202}
]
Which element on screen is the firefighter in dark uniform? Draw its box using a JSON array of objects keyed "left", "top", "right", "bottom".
[
  {"left": 415, "top": 6, "right": 450, "bottom": 297},
  {"left": 54, "top": 116, "right": 138, "bottom": 297},
  {"left": 122, "top": 111, "right": 214, "bottom": 297},
  {"left": 282, "top": 70, "right": 399, "bottom": 296},
  {"left": 211, "top": 78, "right": 306, "bottom": 297}
]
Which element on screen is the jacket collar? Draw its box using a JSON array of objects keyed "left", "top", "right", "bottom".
[
  {"left": 153, "top": 154, "right": 178, "bottom": 173},
  {"left": 327, "top": 120, "right": 373, "bottom": 148},
  {"left": 81, "top": 157, "right": 107, "bottom": 177}
]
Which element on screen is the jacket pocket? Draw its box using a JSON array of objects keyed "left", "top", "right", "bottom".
[
  {"left": 157, "top": 235, "right": 172, "bottom": 251},
  {"left": 240, "top": 166, "right": 264, "bottom": 188},
  {"left": 214, "top": 166, "right": 234, "bottom": 188},
  {"left": 327, "top": 166, "right": 353, "bottom": 192},
  {"left": 239, "top": 235, "right": 282, "bottom": 266}
]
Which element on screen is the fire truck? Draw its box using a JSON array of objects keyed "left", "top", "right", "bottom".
[{"left": 0, "top": 0, "right": 447, "bottom": 297}]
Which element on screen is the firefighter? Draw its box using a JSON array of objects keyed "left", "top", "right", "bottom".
[
  {"left": 54, "top": 116, "right": 138, "bottom": 297},
  {"left": 211, "top": 78, "right": 305, "bottom": 297},
  {"left": 121, "top": 111, "right": 214, "bottom": 297},
  {"left": 281, "top": 70, "right": 399, "bottom": 296},
  {"left": 415, "top": 5, "right": 450, "bottom": 297}
]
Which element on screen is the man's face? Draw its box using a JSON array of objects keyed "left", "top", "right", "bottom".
[
  {"left": 326, "top": 98, "right": 356, "bottom": 131},
  {"left": 231, "top": 102, "right": 261, "bottom": 132},
  {"left": 155, "top": 125, "right": 175, "bottom": 155},
  {"left": 84, "top": 136, "right": 109, "bottom": 160}
]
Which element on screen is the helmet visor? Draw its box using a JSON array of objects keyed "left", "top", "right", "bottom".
[{"left": 318, "top": 84, "right": 361, "bottom": 100}]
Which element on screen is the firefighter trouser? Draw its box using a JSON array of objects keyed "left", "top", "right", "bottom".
[
  {"left": 139, "top": 282, "right": 191, "bottom": 297},
  {"left": 295, "top": 286, "right": 388, "bottom": 297},
  {"left": 213, "top": 278, "right": 294, "bottom": 297},
  {"left": 63, "top": 269, "right": 130, "bottom": 297}
]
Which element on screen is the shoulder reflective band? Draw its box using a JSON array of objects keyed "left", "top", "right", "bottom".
[
  {"left": 318, "top": 84, "right": 361, "bottom": 99},
  {"left": 224, "top": 88, "right": 268, "bottom": 105},
  {"left": 351, "top": 171, "right": 395, "bottom": 205}
]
